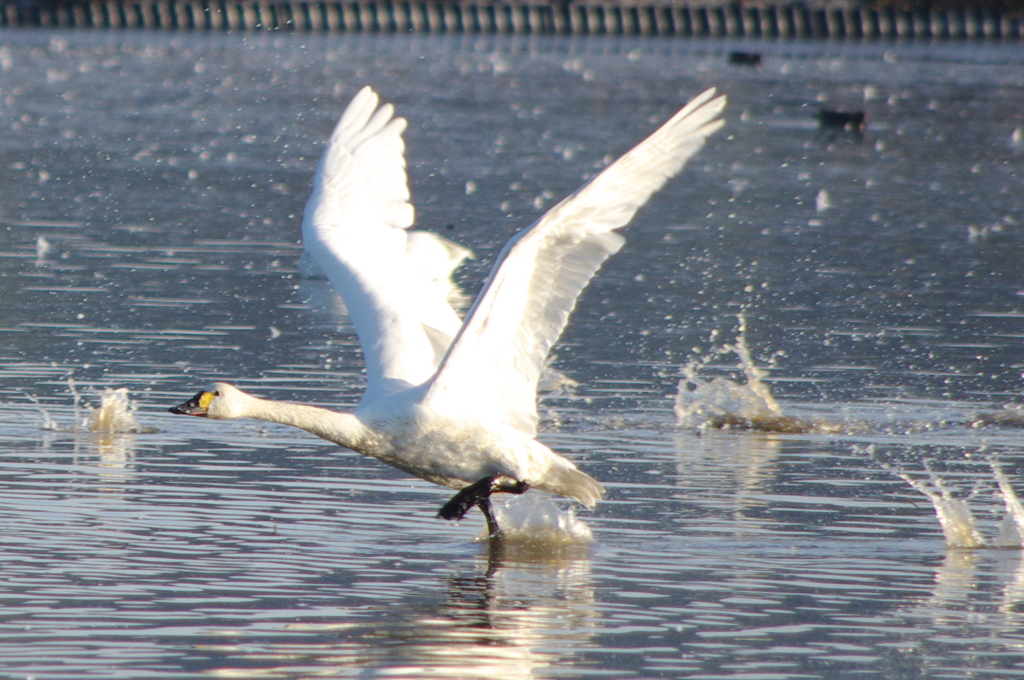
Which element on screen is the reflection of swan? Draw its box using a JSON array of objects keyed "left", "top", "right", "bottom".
[
  {"left": 214, "top": 542, "right": 597, "bottom": 679},
  {"left": 374, "top": 545, "right": 596, "bottom": 679},
  {"left": 171, "top": 86, "right": 726, "bottom": 535}
]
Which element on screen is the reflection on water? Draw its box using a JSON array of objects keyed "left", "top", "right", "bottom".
[
  {"left": 26, "top": 403, "right": 141, "bottom": 492},
  {"left": 0, "top": 30, "right": 1022, "bottom": 680},
  {"left": 367, "top": 547, "right": 596, "bottom": 680},
  {"left": 20, "top": 382, "right": 144, "bottom": 489},
  {"left": 673, "top": 429, "right": 781, "bottom": 525},
  {"left": 907, "top": 549, "right": 1024, "bottom": 658},
  {"left": 206, "top": 544, "right": 596, "bottom": 679}
]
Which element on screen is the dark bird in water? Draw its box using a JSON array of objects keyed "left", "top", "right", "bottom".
[
  {"left": 818, "top": 109, "right": 866, "bottom": 132},
  {"left": 728, "top": 51, "right": 762, "bottom": 66}
]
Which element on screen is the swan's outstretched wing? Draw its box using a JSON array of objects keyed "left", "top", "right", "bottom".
[
  {"left": 302, "top": 87, "right": 467, "bottom": 399},
  {"left": 424, "top": 88, "right": 726, "bottom": 435}
]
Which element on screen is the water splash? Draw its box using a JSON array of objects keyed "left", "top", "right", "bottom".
[
  {"left": 676, "top": 315, "right": 776, "bottom": 425},
  {"left": 28, "top": 382, "right": 153, "bottom": 434},
  {"left": 891, "top": 461, "right": 986, "bottom": 549},
  {"left": 991, "top": 461, "right": 1024, "bottom": 548},
  {"left": 85, "top": 387, "right": 150, "bottom": 434},
  {"left": 24, "top": 394, "right": 59, "bottom": 431},
  {"left": 488, "top": 493, "right": 593, "bottom": 547},
  {"left": 875, "top": 449, "right": 1024, "bottom": 550},
  {"left": 68, "top": 377, "right": 83, "bottom": 428},
  {"left": 674, "top": 318, "right": 1024, "bottom": 435},
  {"left": 675, "top": 315, "right": 826, "bottom": 433},
  {"left": 815, "top": 188, "right": 832, "bottom": 212},
  {"left": 35, "top": 235, "right": 51, "bottom": 266}
]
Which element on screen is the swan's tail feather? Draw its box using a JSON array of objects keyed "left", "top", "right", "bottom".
[{"left": 538, "top": 463, "right": 605, "bottom": 509}]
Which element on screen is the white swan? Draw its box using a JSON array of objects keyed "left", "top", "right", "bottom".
[{"left": 171, "top": 86, "right": 726, "bottom": 537}]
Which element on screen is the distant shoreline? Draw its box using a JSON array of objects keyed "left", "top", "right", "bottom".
[{"left": 3, "top": 0, "right": 1021, "bottom": 38}]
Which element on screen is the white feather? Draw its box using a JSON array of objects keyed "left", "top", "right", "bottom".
[{"left": 301, "top": 87, "right": 466, "bottom": 400}]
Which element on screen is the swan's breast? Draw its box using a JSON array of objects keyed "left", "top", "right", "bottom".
[{"left": 359, "top": 412, "right": 536, "bottom": 489}]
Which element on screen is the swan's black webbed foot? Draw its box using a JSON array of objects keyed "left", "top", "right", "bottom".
[{"left": 438, "top": 475, "right": 530, "bottom": 538}]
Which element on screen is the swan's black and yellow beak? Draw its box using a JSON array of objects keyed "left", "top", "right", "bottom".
[{"left": 169, "top": 391, "right": 213, "bottom": 417}]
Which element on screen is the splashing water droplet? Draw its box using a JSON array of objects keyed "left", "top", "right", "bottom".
[
  {"left": 676, "top": 314, "right": 783, "bottom": 428},
  {"left": 890, "top": 461, "right": 986, "bottom": 549},
  {"left": 86, "top": 388, "right": 144, "bottom": 434},
  {"left": 991, "top": 461, "right": 1024, "bottom": 548},
  {"left": 489, "top": 493, "right": 593, "bottom": 546},
  {"left": 815, "top": 189, "right": 832, "bottom": 212}
]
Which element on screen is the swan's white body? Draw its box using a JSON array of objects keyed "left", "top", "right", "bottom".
[{"left": 174, "top": 86, "right": 726, "bottom": 514}]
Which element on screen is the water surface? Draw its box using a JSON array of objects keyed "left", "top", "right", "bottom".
[{"left": 1, "top": 31, "right": 1023, "bottom": 679}]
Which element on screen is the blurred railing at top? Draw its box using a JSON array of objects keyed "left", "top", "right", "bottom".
[{"left": 1, "top": 0, "right": 1022, "bottom": 38}]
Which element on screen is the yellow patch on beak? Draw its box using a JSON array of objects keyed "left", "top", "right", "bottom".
[{"left": 169, "top": 390, "right": 217, "bottom": 417}]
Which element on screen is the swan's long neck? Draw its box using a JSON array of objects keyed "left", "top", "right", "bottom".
[{"left": 243, "top": 398, "right": 372, "bottom": 453}]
